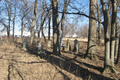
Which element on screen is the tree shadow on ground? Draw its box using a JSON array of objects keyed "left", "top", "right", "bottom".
[
  {"left": 60, "top": 55, "right": 103, "bottom": 73},
  {"left": 8, "top": 64, "right": 24, "bottom": 80},
  {"left": 45, "top": 50, "right": 113, "bottom": 80},
  {"left": 46, "top": 53, "right": 112, "bottom": 79},
  {"left": 14, "top": 41, "right": 114, "bottom": 80}
]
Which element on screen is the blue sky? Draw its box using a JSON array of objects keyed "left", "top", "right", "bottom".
[{"left": 0, "top": 0, "right": 120, "bottom": 36}]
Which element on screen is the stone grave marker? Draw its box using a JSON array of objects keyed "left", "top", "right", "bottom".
[
  {"left": 47, "top": 40, "right": 51, "bottom": 49},
  {"left": 37, "top": 41, "right": 46, "bottom": 58},
  {"left": 61, "top": 42, "right": 66, "bottom": 50},
  {"left": 73, "top": 39, "right": 79, "bottom": 52},
  {"left": 37, "top": 41, "right": 42, "bottom": 51},
  {"left": 22, "top": 39, "right": 28, "bottom": 51},
  {"left": 65, "top": 39, "right": 71, "bottom": 51}
]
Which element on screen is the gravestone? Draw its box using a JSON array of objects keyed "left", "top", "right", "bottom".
[
  {"left": 37, "top": 41, "right": 46, "bottom": 58},
  {"left": 37, "top": 41, "right": 42, "bottom": 51},
  {"left": 47, "top": 40, "right": 51, "bottom": 49},
  {"left": 65, "top": 39, "right": 71, "bottom": 51},
  {"left": 61, "top": 43, "right": 66, "bottom": 50},
  {"left": 73, "top": 39, "right": 79, "bottom": 52},
  {"left": 22, "top": 39, "right": 28, "bottom": 51}
]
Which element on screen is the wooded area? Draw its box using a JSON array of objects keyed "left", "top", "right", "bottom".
[{"left": 0, "top": 0, "right": 120, "bottom": 79}]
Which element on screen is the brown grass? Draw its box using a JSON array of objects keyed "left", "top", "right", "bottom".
[{"left": 0, "top": 38, "right": 120, "bottom": 80}]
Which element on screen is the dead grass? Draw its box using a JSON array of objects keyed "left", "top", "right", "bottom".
[{"left": 0, "top": 38, "right": 120, "bottom": 80}]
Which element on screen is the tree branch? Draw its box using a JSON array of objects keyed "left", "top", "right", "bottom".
[{"left": 58, "top": 11, "right": 103, "bottom": 24}]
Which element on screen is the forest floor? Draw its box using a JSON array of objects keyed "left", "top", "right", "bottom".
[{"left": 0, "top": 38, "right": 120, "bottom": 80}]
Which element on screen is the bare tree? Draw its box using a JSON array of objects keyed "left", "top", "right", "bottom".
[
  {"left": 4, "top": 0, "right": 12, "bottom": 38},
  {"left": 12, "top": 0, "right": 17, "bottom": 39},
  {"left": 116, "top": 19, "right": 120, "bottom": 64},
  {"left": 48, "top": 13, "right": 51, "bottom": 40},
  {"left": 85, "top": 0, "right": 98, "bottom": 60},
  {"left": 114, "top": 19, "right": 119, "bottom": 58},
  {"left": 19, "top": 0, "right": 33, "bottom": 42},
  {"left": 101, "top": 0, "right": 117, "bottom": 73},
  {"left": 114, "top": 0, "right": 120, "bottom": 58},
  {"left": 78, "top": 24, "right": 88, "bottom": 38},
  {"left": 52, "top": 0, "right": 60, "bottom": 55},
  {"left": 30, "top": 0, "right": 38, "bottom": 44},
  {"left": 60, "top": 0, "right": 70, "bottom": 45},
  {"left": 97, "top": 0, "right": 102, "bottom": 46}
]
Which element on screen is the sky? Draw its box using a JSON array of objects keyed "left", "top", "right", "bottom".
[{"left": 0, "top": 0, "right": 120, "bottom": 36}]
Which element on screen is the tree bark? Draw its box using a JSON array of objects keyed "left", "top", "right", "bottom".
[
  {"left": 30, "top": 0, "right": 38, "bottom": 44},
  {"left": 48, "top": 14, "right": 51, "bottom": 40},
  {"left": 5, "top": 0, "right": 11, "bottom": 39},
  {"left": 110, "top": 0, "right": 117, "bottom": 67},
  {"left": 52, "top": 0, "right": 60, "bottom": 55},
  {"left": 60, "top": 0, "right": 70, "bottom": 46},
  {"left": 101, "top": 0, "right": 117, "bottom": 73},
  {"left": 21, "top": 18, "right": 23, "bottom": 42},
  {"left": 97, "top": 0, "right": 102, "bottom": 46},
  {"left": 7, "top": 16, "right": 10, "bottom": 38},
  {"left": 85, "top": 0, "right": 98, "bottom": 60},
  {"left": 116, "top": 37, "right": 120, "bottom": 64},
  {"left": 13, "top": 0, "right": 16, "bottom": 40},
  {"left": 38, "top": 31, "right": 40, "bottom": 38},
  {"left": 41, "top": 26, "right": 46, "bottom": 42},
  {"left": 115, "top": 19, "right": 119, "bottom": 58}
]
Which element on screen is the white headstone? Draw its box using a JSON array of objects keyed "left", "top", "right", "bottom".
[{"left": 47, "top": 40, "right": 51, "bottom": 48}]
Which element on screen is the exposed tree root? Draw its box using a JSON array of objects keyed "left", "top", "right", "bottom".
[
  {"left": 84, "top": 53, "right": 98, "bottom": 61},
  {"left": 102, "top": 65, "right": 117, "bottom": 74}
]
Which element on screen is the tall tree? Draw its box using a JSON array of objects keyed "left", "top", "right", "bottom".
[
  {"left": 97, "top": 0, "right": 102, "bottom": 46},
  {"left": 52, "top": 0, "right": 60, "bottom": 55},
  {"left": 48, "top": 13, "right": 51, "bottom": 40},
  {"left": 4, "top": 0, "right": 12, "bottom": 38},
  {"left": 114, "top": 19, "right": 119, "bottom": 58},
  {"left": 20, "top": 0, "right": 32, "bottom": 42},
  {"left": 114, "top": 1, "right": 120, "bottom": 58},
  {"left": 30, "top": 0, "right": 38, "bottom": 44},
  {"left": 85, "top": 0, "right": 98, "bottom": 60},
  {"left": 12, "top": 0, "right": 17, "bottom": 39},
  {"left": 116, "top": 19, "right": 120, "bottom": 64},
  {"left": 101, "top": 0, "right": 117, "bottom": 73},
  {"left": 60, "top": 0, "right": 70, "bottom": 45}
]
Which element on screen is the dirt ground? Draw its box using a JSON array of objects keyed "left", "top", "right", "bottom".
[{"left": 0, "top": 38, "right": 120, "bottom": 80}]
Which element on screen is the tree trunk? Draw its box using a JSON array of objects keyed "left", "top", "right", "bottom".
[
  {"left": 21, "top": 18, "right": 23, "bottom": 43},
  {"left": 97, "top": 0, "right": 102, "bottom": 46},
  {"left": 12, "top": 0, "right": 16, "bottom": 40},
  {"left": 85, "top": 0, "right": 98, "bottom": 60},
  {"left": 39, "top": 11, "right": 49, "bottom": 42},
  {"left": 60, "top": 0, "right": 70, "bottom": 46},
  {"left": 52, "top": 0, "right": 60, "bottom": 55},
  {"left": 110, "top": 0, "right": 117, "bottom": 68},
  {"left": 5, "top": 0, "right": 11, "bottom": 39},
  {"left": 7, "top": 4, "right": 11, "bottom": 39},
  {"left": 116, "top": 37, "right": 120, "bottom": 64},
  {"left": 13, "top": 18, "right": 15, "bottom": 39},
  {"left": 38, "top": 31, "right": 40, "bottom": 38},
  {"left": 30, "top": 0, "right": 38, "bottom": 44},
  {"left": 48, "top": 14, "right": 51, "bottom": 40},
  {"left": 115, "top": 19, "right": 119, "bottom": 58},
  {"left": 101, "top": 0, "right": 117, "bottom": 73},
  {"left": 42, "top": 27, "right": 46, "bottom": 42}
]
